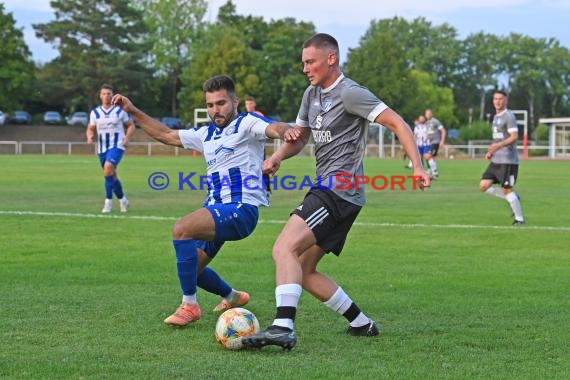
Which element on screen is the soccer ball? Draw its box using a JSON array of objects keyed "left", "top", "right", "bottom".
[{"left": 215, "top": 307, "right": 260, "bottom": 350}]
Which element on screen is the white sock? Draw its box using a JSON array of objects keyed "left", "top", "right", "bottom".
[
  {"left": 224, "top": 289, "right": 238, "bottom": 302},
  {"left": 324, "top": 287, "right": 352, "bottom": 315},
  {"left": 485, "top": 187, "right": 506, "bottom": 199},
  {"left": 428, "top": 159, "right": 438, "bottom": 173},
  {"left": 324, "top": 287, "right": 370, "bottom": 328},
  {"left": 182, "top": 294, "right": 197, "bottom": 304},
  {"left": 273, "top": 284, "right": 302, "bottom": 330},
  {"left": 350, "top": 313, "right": 371, "bottom": 328},
  {"left": 506, "top": 192, "right": 524, "bottom": 221}
]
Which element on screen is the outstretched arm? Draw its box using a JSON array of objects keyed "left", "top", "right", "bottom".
[
  {"left": 112, "top": 94, "right": 182, "bottom": 147},
  {"left": 265, "top": 121, "right": 293, "bottom": 140}
]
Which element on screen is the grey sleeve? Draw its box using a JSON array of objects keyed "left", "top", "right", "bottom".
[
  {"left": 506, "top": 112, "right": 518, "bottom": 133},
  {"left": 341, "top": 85, "right": 386, "bottom": 122},
  {"left": 295, "top": 87, "right": 312, "bottom": 128}
]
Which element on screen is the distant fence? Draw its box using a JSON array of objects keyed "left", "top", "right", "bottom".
[
  {"left": 0, "top": 139, "right": 559, "bottom": 159},
  {"left": 0, "top": 124, "right": 566, "bottom": 159}
]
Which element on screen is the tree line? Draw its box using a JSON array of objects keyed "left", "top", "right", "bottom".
[{"left": 1, "top": 0, "right": 569, "bottom": 133}]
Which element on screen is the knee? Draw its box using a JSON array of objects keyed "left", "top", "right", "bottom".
[
  {"left": 103, "top": 169, "right": 115, "bottom": 177},
  {"left": 172, "top": 220, "right": 189, "bottom": 240},
  {"left": 271, "top": 241, "right": 299, "bottom": 263},
  {"left": 479, "top": 183, "right": 489, "bottom": 192},
  {"left": 103, "top": 165, "right": 115, "bottom": 177},
  {"left": 271, "top": 244, "right": 286, "bottom": 263}
]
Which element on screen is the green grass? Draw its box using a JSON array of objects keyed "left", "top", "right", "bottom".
[{"left": 1, "top": 155, "right": 569, "bottom": 379}]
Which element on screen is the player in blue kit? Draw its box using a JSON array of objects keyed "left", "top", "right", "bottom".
[
  {"left": 112, "top": 75, "right": 293, "bottom": 326},
  {"left": 86, "top": 84, "right": 135, "bottom": 213}
]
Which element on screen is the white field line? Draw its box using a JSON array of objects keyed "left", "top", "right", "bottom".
[{"left": 1, "top": 210, "right": 570, "bottom": 232}]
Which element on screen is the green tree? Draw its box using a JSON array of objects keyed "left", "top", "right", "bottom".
[
  {"left": 541, "top": 41, "right": 570, "bottom": 117},
  {"left": 406, "top": 70, "right": 456, "bottom": 127},
  {"left": 501, "top": 34, "right": 549, "bottom": 127},
  {"left": 0, "top": 4, "right": 35, "bottom": 111},
  {"left": 458, "top": 33, "right": 502, "bottom": 121},
  {"left": 256, "top": 18, "right": 315, "bottom": 120},
  {"left": 362, "top": 17, "right": 461, "bottom": 87},
  {"left": 345, "top": 29, "right": 409, "bottom": 112},
  {"left": 178, "top": 25, "right": 259, "bottom": 122},
  {"left": 136, "top": 0, "right": 207, "bottom": 117},
  {"left": 345, "top": 27, "right": 456, "bottom": 126},
  {"left": 180, "top": 1, "right": 313, "bottom": 122},
  {"left": 33, "top": 0, "right": 150, "bottom": 111}
]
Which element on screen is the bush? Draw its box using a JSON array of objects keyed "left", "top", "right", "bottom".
[
  {"left": 459, "top": 121, "right": 492, "bottom": 141},
  {"left": 534, "top": 124, "right": 549, "bottom": 141}
]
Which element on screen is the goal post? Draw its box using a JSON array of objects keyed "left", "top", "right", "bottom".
[
  {"left": 512, "top": 110, "right": 528, "bottom": 160},
  {"left": 193, "top": 108, "right": 209, "bottom": 127}
]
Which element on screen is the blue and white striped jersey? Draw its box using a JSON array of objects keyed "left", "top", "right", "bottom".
[
  {"left": 89, "top": 105, "right": 132, "bottom": 154},
  {"left": 179, "top": 112, "right": 271, "bottom": 207},
  {"left": 414, "top": 123, "right": 429, "bottom": 147}
]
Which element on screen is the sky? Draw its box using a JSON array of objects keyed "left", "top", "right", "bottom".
[{"left": 4, "top": 0, "right": 570, "bottom": 63}]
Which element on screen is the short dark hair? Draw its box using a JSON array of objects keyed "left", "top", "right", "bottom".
[
  {"left": 202, "top": 75, "right": 236, "bottom": 97},
  {"left": 494, "top": 90, "right": 508, "bottom": 97},
  {"left": 100, "top": 84, "right": 114, "bottom": 93},
  {"left": 303, "top": 33, "right": 339, "bottom": 57},
  {"left": 244, "top": 96, "right": 256, "bottom": 102}
]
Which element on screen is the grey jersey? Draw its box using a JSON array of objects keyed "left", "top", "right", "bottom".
[
  {"left": 425, "top": 117, "right": 444, "bottom": 144},
  {"left": 491, "top": 109, "right": 519, "bottom": 164},
  {"left": 296, "top": 74, "right": 387, "bottom": 206}
]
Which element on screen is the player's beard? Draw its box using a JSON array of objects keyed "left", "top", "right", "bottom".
[{"left": 213, "top": 109, "right": 236, "bottom": 129}]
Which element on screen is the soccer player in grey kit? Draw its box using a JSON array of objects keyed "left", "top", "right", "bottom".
[
  {"left": 243, "top": 33, "right": 431, "bottom": 350},
  {"left": 479, "top": 90, "right": 525, "bottom": 225},
  {"left": 424, "top": 108, "right": 446, "bottom": 179}
]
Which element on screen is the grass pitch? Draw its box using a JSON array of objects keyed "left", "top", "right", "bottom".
[{"left": 1, "top": 155, "right": 569, "bottom": 379}]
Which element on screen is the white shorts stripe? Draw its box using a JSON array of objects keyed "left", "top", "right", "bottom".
[{"left": 305, "top": 207, "right": 329, "bottom": 229}]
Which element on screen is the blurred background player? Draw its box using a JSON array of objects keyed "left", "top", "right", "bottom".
[
  {"left": 86, "top": 84, "right": 135, "bottom": 213},
  {"left": 244, "top": 95, "right": 273, "bottom": 203},
  {"left": 244, "top": 96, "right": 264, "bottom": 116},
  {"left": 406, "top": 115, "right": 429, "bottom": 169},
  {"left": 112, "top": 75, "right": 293, "bottom": 327},
  {"left": 479, "top": 90, "right": 525, "bottom": 225},
  {"left": 424, "top": 108, "right": 446, "bottom": 179}
]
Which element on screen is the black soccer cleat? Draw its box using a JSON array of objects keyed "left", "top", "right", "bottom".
[
  {"left": 242, "top": 325, "right": 297, "bottom": 351},
  {"left": 512, "top": 219, "right": 526, "bottom": 226},
  {"left": 347, "top": 320, "right": 380, "bottom": 337}
]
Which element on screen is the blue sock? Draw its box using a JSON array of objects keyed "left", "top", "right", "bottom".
[
  {"left": 104, "top": 176, "right": 114, "bottom": 199},
  {"left": 197, "top": 267, "right": 232, "bottom": 298},
  {"left": 113, "top": 179, "right": 124, "bottom": 199},
  {"left": 173, "top": 239, "right": 198, "bottom": 296}
]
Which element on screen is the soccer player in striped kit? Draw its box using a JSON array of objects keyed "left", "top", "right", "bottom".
[
  {"left": 112, "top": 75, "right": 294, "bottom": 327},
  {"left": 86, "top": 84, "right": 135, "bottom": 213}
]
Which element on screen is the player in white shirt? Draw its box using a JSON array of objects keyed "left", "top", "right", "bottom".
[
  {"left": 112, "top": 75, "right": 293, "bottom": 327},
  {"left": 86, "top": 84, "right": 135, "bottom": 213}
]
